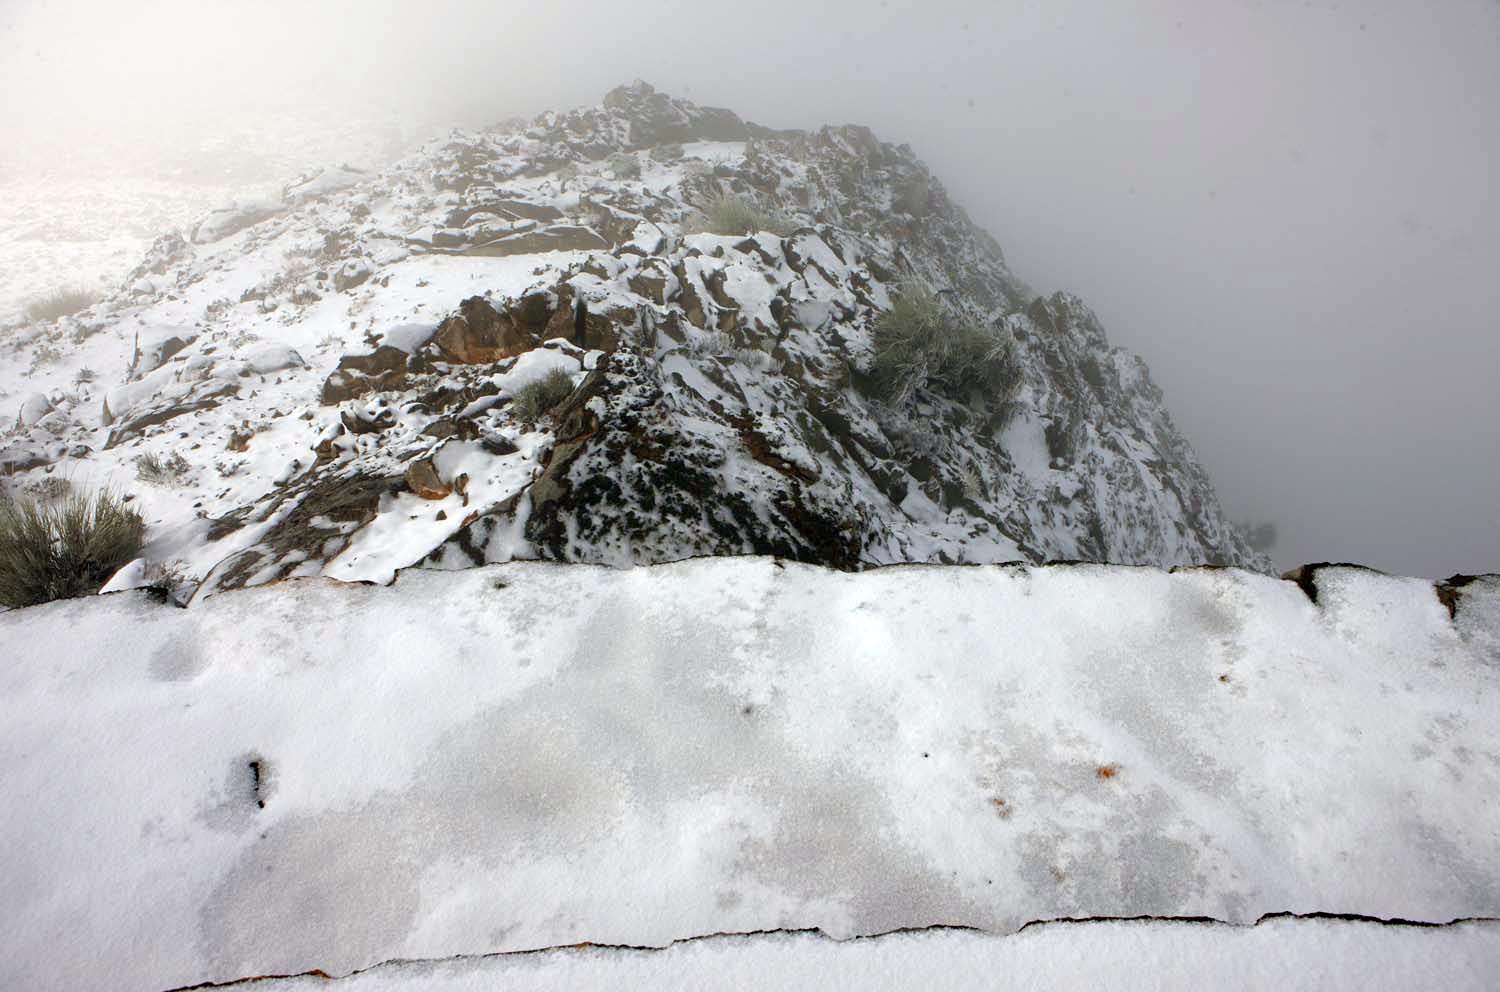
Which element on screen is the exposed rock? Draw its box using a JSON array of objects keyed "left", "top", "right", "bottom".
[
  {"left": 1435, "top": 573, "right": 1499, "bottom": 620},
  {"left": 447, "top": 200, "right": 565, "bottom": 226},
  {"left": 421, "top": 418, "right": 480, "bottom": 441},
  {"left": 190, "top": 199, "right": 284, "bottom": 244},
  {"left": 200, "top": 474, "right": 401, "bottom": 594},
  {"left": 442, "top": 225, "right": 612, "bottom": 257},
  {"left": 333, "top": 260, "right": 372, "bottom": 293},
  {"left": 128, "top": 327, "right": 196, "bottom": 379},
  {"left": 104, "top": 387, "right": 237, "bottom": 449},
  {"left": 405, "top": 457, "right": 452, "bottom": 500},
  {"left": 340, "top": 403, "right": 396, "bottom": 435},
  {"left": 283, "top": 165, "right": 366, "bottom": 204},
  {"left": 601, "top": 79, "right": 752, "bottom": 146},
  {"left": 320, "top": 346, "right": 408, "bottom": 404},
  {"left": 431, "top": 296, "right": 543, "bottom": 364},
  {"left": 0, "top": 441, "right": 51, "bottom": 473},
  {"left": 1, "top": 81, "right": 1272, "bottom": 597}
]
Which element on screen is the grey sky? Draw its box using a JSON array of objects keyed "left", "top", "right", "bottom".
[{"left": 4, "top": 0, "right": 1497, "bottom": 577}]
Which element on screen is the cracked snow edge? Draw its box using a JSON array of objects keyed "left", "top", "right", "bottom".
[{"left": 162, "top": 912, "right": 1500, "bottom": 990}]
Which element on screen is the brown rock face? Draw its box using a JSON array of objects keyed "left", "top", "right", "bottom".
[
  {"left": 433, "top": 297, "right": 539, "bottom": 364},
  {"left": 458, "top": 225, "right": 612, "bottom": 257},
  {"left": 405, "top": 457, "right": 452, "bottom": 500},
  {"left": 320, "top": 346, "right": 409, "bottom": 405}
]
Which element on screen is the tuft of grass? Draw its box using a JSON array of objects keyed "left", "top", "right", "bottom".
[
  {"left": 871, "top": 285, "right": 1020, "bottom": 406},
  {"left": 135, "top": 451, "right": 191, "bottom": 486},
  {"left": 510, "top": 368, "right": 576, "bottom": 421},
  {"left": 699, "top": 193, "right": 794, "bottom": 237},
  {"left": 0, "top": 490, "right": 145, "bottom": 609},
  {"left": 23, "top": 286, "right": 99, "bottom": 324},
  {"left": 27, "top": 476, "right": 73, "bottom": 501},
  {"left": 606, "top": 152, "right": 641, "bottom": 179}
]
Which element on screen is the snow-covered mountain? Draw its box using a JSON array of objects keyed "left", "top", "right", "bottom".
[{"left": 0, "top": 81, "right": 1266, "bottom": 599}]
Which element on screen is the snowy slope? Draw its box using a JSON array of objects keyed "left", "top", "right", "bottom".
[
  {"left": 2, "top": 560, "right": 1496, "bottom": 990},
  {"left": 0, "top": 82, "right": 1264, "bottom": 602}
]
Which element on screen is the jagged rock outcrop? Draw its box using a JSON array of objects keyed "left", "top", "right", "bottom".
[{"left": 0, "top": 81, "right": 1267, "bottom": 597}]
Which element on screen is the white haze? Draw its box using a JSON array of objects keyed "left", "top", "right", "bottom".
[{"left": 3, "top": 0, "right": 1497, "bottom": 578}]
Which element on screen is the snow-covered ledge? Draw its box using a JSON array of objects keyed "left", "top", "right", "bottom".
[{"left": 2, "top": 560, "right": 1497, "bottom": 990}]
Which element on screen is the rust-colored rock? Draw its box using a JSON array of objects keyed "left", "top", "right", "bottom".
[
  {"left": 405, "top": 457, "right": 452, "bottom": 500},
  {"left": 433, "top": 297, "right": 536, "bottom": 364}
]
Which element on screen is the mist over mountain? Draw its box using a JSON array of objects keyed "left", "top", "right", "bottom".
[
  {"left": 2, "top": 81, "right": 1267, "bottom": 593},
  {"left": 3, "top": 0, "right": 1497, "bottom": 577},
  {"left": 3, "top": 6, "right": 1500, "bottom": 987}
]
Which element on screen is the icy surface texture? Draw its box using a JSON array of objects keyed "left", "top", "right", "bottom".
[{"left": 1, "top": 561, "right": 1496, "bottom": 988}]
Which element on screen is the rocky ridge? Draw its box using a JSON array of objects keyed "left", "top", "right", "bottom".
[{"left": 0, "top": 81, "right": 1266, "bottom": 600}]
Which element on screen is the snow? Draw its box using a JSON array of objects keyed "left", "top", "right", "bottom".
[
  {"left": 96, "top": 556, "right": 149, "bottom": 594},
  {"left": 15, "top": 392, "right": 51, "bottom": 427},
  {"left": 191, "top": 196, "right": 286, "bottom": 243},
  {"left": 378, "top": 321, "right": 439, "bottom": 353},
  {"left": 236, "top": 919, "right": 1500, "bottom": 992},
  {"left": 0, "top": 86, "right": 1268, "bottom": 589},
  {"left": 284, "top": 165, "right": 367, "bottom": 204},
  {"left": 1, "top": 560, "right": 1496, "bottom": 990},
  {"left": 244, "top": 343, "right": 307, "bottom": 374}
]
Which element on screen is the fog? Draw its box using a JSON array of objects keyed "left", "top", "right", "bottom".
[{"left": 4, "top": 0, "right": 1497, "bottom": 577}]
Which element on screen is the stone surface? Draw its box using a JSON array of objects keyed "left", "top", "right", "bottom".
[{"left": 405, "top": 457, "right": 452, "bottom": 500}]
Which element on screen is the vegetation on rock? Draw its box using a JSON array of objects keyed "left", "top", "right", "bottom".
[
  {"left": 510, "top": 368, "right": 576, "bottom": 421},
  {"left": 135, "top": 451, "right": 191, "bottom": 486},
  {"left": 700, "top": 193, "right": 793, "bottom": 237},
  {"left": 871, "top": 285, "right": 1020, "bottom": 406}
]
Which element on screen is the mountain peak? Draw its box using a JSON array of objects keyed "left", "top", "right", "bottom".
[{"left": 0, "top": 88, "right": 1265, "bottom": 602}]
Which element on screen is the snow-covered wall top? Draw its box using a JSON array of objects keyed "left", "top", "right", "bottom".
[
  {"left": 1, "top": 81, "right": 1266, "bottom": 600},
  {"left": 2, "top": 560, "right": 1497, "bottom": 989}
]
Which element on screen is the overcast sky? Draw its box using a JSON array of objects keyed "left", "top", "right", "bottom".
[{"left": 4, "top": 0, "right": 1497, "bottom": 577}]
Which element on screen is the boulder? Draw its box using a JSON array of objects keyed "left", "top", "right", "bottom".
[
  {"left": 190, "top": 199, "right": 284, "bottom": 244},
  {"left": 432, "top": 297, "right": 537, "bottom": 364},
  {"left": 128, "top": 327, "right": 197, "bottom": 379},
  {"left": 16, "top": 393, "right": 52, "bottom": 428},
  {"left": 421, "top": 418, "right": 480, "bottom": 441},
  {"left": 245, "top": 345, "right": 306, "bottom": 375},
  {"left": 104, "top": 390, "right": 236, "bottom": 449},
  {"left": 405, "top": 457, "right": 451, "bottom": 500},
  {"left": 0, "top": 440, "right": 50, "bottom": 473},
  {"left": 283, "top": 165, "right": 366, "bottom": 204},
  {"left": 320, "top": 347, "right": 409, "bottom": 405},
  {"left": 340, "top": 401, "right": 396, "bottom": 435},
  {"left": 333, "top": 260, "right": 372, "bottom": 293}
]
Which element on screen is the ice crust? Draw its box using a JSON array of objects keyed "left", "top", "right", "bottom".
[{"left": 1, "top": 560, "right": 1496, "bottom": 989}]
